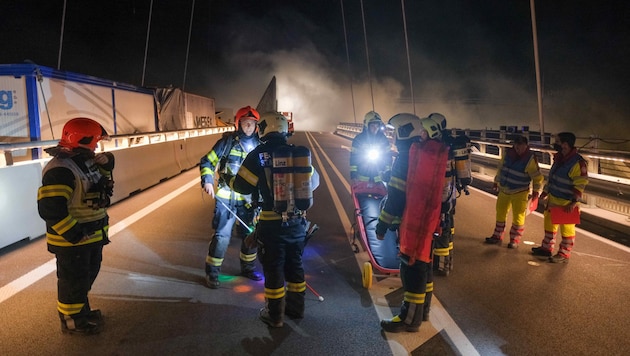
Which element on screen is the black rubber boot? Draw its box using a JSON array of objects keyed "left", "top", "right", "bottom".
[
  {"left": 260, "top": 298, "right": 285, "bottom": 328},
  {"left": 88, "top": 309, "right": 104, "bottom": 326},
  {"left": 60, "top": 314, "right": 102, "bottom": 335},
  {"left": 380, "top": 302, "right": 423, "bottom": 333}
]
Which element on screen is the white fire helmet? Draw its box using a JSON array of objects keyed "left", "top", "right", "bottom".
[
  {"left": 258, "top": 112, "right": 289, "bottom": 139},
  {"left": 387, "top": 113, "right": 424, "bottom": 141}
]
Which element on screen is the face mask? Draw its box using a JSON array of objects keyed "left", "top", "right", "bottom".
[{"left": 552, "top": 143, "right": 562, "bottom": 152}]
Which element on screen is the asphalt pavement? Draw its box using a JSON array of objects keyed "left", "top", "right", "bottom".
[{"left": 1, "top": 131, "right": 629, "bottom": 356}]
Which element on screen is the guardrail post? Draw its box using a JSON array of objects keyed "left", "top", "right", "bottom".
[
  {"left": 3, "top": 151, "right": 14, "bottom": 166},
  {"left": 585, "top": 156, "right": 600, "bottom": 175}
]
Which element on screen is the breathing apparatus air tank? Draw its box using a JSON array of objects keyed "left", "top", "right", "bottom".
[
  {"left": 451, "top": 135, "right": 473, "bottom": 194},
  {"left": 292, "top": 145, "right": 313, "bottom": 211},
  {"left": 272, "top": 145, "right": 293, "bottom": 213}
]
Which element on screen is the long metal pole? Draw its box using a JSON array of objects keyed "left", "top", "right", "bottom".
[
  {"left": 216, "top": 199, "right": 252, "bottom": 233},
  {"left": 182, "top": 0, "right": 196, "bottom": 91},
  {"left": 530, "top": 0, "right": 545, "bottom": 136},
  {"left": 142, "top": 0, "right": 154, "bottom": 87},
  {"left": 359, "top": 0, "right": 375, "bottom": 111},
  {"left": 340, "top": 0, "right": 357, "bottom": 124},
  {"left": 57, "top": 0, "right": 67, "bottom": 70},
  {"left": 400, "top": 0, "right": 415, "bottom": 115}
]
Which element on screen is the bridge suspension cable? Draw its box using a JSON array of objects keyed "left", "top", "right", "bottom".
[
  {"left": 340, "top": 0, "right": 358, "bottom": 124},
  {"left": 359, "top": 0, "right": 375, "bottom": 112},
  {"left": 400, "top": 0, "right": 415, "bottom": 115}
]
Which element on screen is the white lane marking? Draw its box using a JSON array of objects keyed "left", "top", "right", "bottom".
[
  {"left": 305, "top": 132, "right": 352, "bottom": 196},
  {"left": 0, "top": 177, "right": 199, "bottom": 304},
  {"left": 304, "top": 132, "right": 356, "bottom": 244},
  {"left": 306, "top": 132, "right": 479, "bottom": 355},
  {"left": 0, "top": 259, "right": 56, "bottom": 303}
]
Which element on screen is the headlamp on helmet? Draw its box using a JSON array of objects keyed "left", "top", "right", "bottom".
[{"left": 363, "top": 111, "right": 383, "bottom": 131}]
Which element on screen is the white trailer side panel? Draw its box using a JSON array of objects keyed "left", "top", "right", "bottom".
[{"left": 184, "top": 92, "right": 215, "bottom": 128}]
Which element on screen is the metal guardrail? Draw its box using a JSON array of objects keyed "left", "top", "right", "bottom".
[
  {"left": 0, "top": 126, "right": 234, "bottom": 167},
  {"left": 335, "top": 123, "right": 630, "bottom": 218}
]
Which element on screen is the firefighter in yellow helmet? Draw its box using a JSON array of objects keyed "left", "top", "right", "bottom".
[
  {"left": 431, "top": 112, "right": 473, "bottom": 276},
  {"left": 37, "top": 117, "right": 114, "bottom": 335},
  {"left": 349, "top": 111, "right": 392, "bottom": 184}
]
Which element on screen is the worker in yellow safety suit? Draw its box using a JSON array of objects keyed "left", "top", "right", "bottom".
[
  {"left": 485, "top": 135, "right": 544, "bottom": 248},
  {"left": 532, "top": 132, "right": 588, "bottom": 263}
]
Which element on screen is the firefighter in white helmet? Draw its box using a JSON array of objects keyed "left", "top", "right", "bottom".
[
  {"left": 376, "top": 113, "right": 449, "bottom": 333},
  {"left": 226, "top": 112, "right": 320, "bottom": 328}
]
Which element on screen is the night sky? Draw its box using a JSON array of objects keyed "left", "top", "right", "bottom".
[{"left": 2, "top": 0, "right": 629, "bottom": 140}]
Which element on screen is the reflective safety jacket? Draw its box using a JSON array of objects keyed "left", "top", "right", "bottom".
[
  {"left": 349, "top": 130, "right": 392, "bottom": 182},
  {"left": 495, "top": 147, "right": 544, "bottom": 195},
  {"left": 230, "top": 136, "right": 319, "bottom": 222},
  {"left": 37, "top": 151, "right": 114, "bottom": 249},
  {"left": 546, "top": 148, "right": 588, "bottom": 204},
  {"left": 200, "top": 131, "right": 260, "bottom": 201}
]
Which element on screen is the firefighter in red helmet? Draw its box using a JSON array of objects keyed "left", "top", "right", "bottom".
[
  {"left": 38, "top": 117, "right": 114, "bottom": 335},
  {"left": 200, "top": 106, "right": 263, "bottom": 288}
]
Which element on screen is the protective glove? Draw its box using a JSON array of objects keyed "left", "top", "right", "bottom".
[
  {"left": 381, "top": 170, "right": 391, "bottom": 183},
  {"left": 492, "top": 183, "right": 499, "bottom": 191},
  {"left": 219, "top": 173, "right": 234, "bottom": 186},
  {"left": 244, "top": 229, "right": 258, "bottom": 249},
  {"left": 375, "top": 220, "right": 388, "bottom": 240},
  {"left": 564, "top": 201, "right": 578, "bottom": 213}
]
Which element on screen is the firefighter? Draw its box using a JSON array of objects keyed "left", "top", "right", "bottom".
[
  {"left": 37, "top": 117, "right": 114, "bottom": 335},
  {"left": 227, "top": 112, "right": 319, "bottom": 328},
  {"left": 532, "top": 132, "right": 588, "bottom": 263},
  {"left": 432, "top": 112, "right": 473, "bottom": 276},
  {"left": 485, "top": 135, "right": 544, "bottom": 248},
  {"left": 349, "top": 111, "right": 392, "bottom": 184},
  {"left": 376, "top": 114, "right": 449, "bottom": 333},
  {"left": 200, "top": 106, "right": 262, "bottom": 288}
]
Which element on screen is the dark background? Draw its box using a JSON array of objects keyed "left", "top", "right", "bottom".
[{"left": 2, "top": 0, "right": 629, "bottom": 138}]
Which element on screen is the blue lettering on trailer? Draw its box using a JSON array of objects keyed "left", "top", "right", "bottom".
[{"left": 0, "top": 90, "right": 15, "bottom": 110}]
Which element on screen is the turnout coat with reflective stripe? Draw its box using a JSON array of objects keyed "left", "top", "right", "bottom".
[
  {"left": 38, "top": 153, "right": 112, "bottom": 248},
  {"left": 200, "top": 132, "right": 259, "bottom": 201}
]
